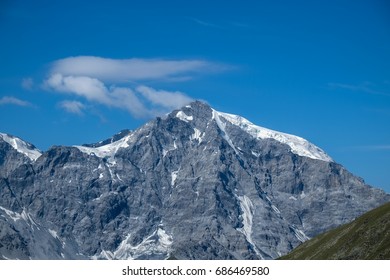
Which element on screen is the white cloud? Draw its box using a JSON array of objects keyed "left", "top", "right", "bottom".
[
  {"left": 136, "top": 85, "right": 193, "bottom": 110},
  {"left": 109, "top": 87, "right": 150, "bottom": 118},
  {"left": 44, "top": 56, "right": 225, "bottom": 118},
  {"left": 45, "top": 73, "right": 192, "bottom": 118},
  {"left": 189, "top": 17, "right": 222, "bottom": 29},
  {"left": 0, "top": 96, "right": 33, "bottom": 107},
  {"left": 353, "top": 145, "right": 390, "bottom": 151},
  {"left": 50, "top": 56, "right": 224, "bottom": 82},
  {"left": 328, "top": 82, "right": 390, "bottom": 97},
  {"left": 45, "top": 73, "right": 149, "bottom": 117},
  {"left": 59, "top": 100, "right": 85, "bottom": 115},
  {"left": 45, "top": 73, "right": 111, "bottom": 104}
]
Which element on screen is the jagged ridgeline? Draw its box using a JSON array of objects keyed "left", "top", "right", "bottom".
[{"left": 0, "top": 101, "right": 389, "bottom": 259}]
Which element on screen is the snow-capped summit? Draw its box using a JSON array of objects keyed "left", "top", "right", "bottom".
[
  {"left": 173, "top": 101, "right": 332, "bottom": 162},
  {"left": 0, "top": 133, "right": 41, "bottom": 161},
  {"left": 213, "top": 110, "right": 333, "bottom": 162}
]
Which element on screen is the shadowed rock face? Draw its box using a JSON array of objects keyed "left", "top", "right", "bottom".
[{"left": 0, "top": 101, "right": 389, "bottom": 260}]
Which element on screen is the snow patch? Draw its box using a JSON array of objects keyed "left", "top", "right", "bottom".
[
  {"left": 176, "top": 111, "right": 193, "bottom": 122},
  {"left": 171, "top": 170, "right": 179, "bottom": 186},
  {"left": 162, "top": 141, "right": 178, "bottom": 158},
  {"left": 162, "top": 149, "right": 168, "bottom": 157},
  {"left": 289, "top": 196, "right": 297, "bottom": 201},
  {"left": 190, "top": 128, "right": 204, "bottom": 144},
  {"left": 215, "top": 111, "right": 332, "bottom": 162},
  {"left": 271, "top": 205, "right": 281, "bottom": 214},
  {"left": 0, "top": 206, "right": 21, "bottom": 222},
  {"left": 251, "top": 151, "right": 260, "bottom": 157},
  {"left": 21, "top": 210, "right": 38, "bottom": 227},
  {"left": 0, "top": 133, "right": 41, "bottom": 161},
  {"left": 93, "top": 193, "right": 104, "bottom": 202},
  {"left": 100, "top": 228, "right": 173, "bottom": 260},
  {"left": 237, "top": 196, "right": 263, "bottom": 259},
  {"left": 106, "top": 163, "right": 115, "bottom": 180},
  {"left": 74, "top": 133, "right": 133, "bottom": 163},
  {"left": 290, "top": 225, "right": 310, "bottom": 243},
  {"left": 49, "top": 229, "right": 59, "bottom": 239},
  {"left": 0, "top": 207, "right": 39, "bottom": 231},
  {"left": 157, "top": 228, "right": 173, "bottom": 248},
  {"left": 212, "top": 110, "right": 240, "bottom": 154}
]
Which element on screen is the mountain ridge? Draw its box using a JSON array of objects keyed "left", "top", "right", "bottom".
[{"left": 0, "top": 101, "right": 389, "bottom": 259}]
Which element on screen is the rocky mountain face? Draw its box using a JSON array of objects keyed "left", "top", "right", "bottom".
[{"left": 0, "top": 101, "right": 389, "bottom": 260}]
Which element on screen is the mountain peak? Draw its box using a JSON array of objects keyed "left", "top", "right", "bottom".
[
  {"left": 170, "top": 100, "right": 212, "bottom": 120},
  {"left": 172, "top": 101, "right": 332, "bottom": 162},
  {"left": 214, "top": 111, "right": 332, "bottom": 162},
  {"left": 0, "top": 132, "right": 41, "bottom": 161}
]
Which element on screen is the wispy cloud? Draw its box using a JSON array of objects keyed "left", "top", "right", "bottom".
[
  {"left": 58, "top": 100, "right": 85, "bottom": 116},
  {"left": 188, "top": 17, "right": 251, "bottom": 30},
  {"left": 349, "top": 145, "right": 390, "bottom": 151},
  {"left": 49, "top": 56, "right": 226, "bottom": 83},
  {"left": 21, "top": 77, "right": 34, "bottom": 90},
  {"left": 230, "top": 22, "right": 252, "bottom": 28},
  {"left": 328, "top": 82, "right": 390, "bottom": 97},
  {"left": 189, "top": 17, "right": 222, "bottom": 28},
  {"left": 0, "top": 96, "right": 34, "bottom": 107}
]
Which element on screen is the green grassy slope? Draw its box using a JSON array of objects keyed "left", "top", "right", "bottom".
[{"left": 280, "top": 201, "right": 390, "bottom": 260}]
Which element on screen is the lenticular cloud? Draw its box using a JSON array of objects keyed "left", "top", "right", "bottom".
[
  {"left": 50, "top": 56, "right": 218, "bottom": 83},
  {"left": 44, "top": 56, "right": 227, "bottom": 118}
]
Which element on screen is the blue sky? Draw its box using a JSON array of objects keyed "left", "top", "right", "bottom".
[{"left": 1, "top": 0, "right": 389, "bottom": 192}]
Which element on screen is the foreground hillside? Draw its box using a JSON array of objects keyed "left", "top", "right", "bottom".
[{"left": 280, "top": 201, "right": 390, "bottom": 259}]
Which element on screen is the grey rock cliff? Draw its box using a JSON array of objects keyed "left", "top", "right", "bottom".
[{"left": 0, "top": 101, "right": 389, "bottom": 259}]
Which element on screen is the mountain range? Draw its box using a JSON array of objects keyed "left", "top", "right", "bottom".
[{"left": 0, "top": 101, "right": 389, "bottom": 259}]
